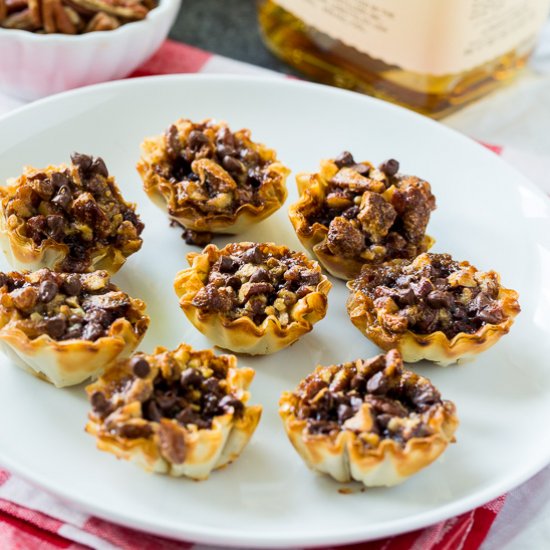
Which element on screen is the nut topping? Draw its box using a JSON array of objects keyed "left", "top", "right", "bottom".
[
  {"left": 1, "top": 154, "right": 144, "bottom": 273},
  {"left": 290, "top": 152, "right": 436, "bottom": 279},
  {"left": 289, "top": 349, "right": 454, "bottom": 445},
  {"left": 0, "top": 269, "right": 145, "bottom": 342},
  {"left": 138, "top": 119, "right": 289, "bottom": 243},
  {"left": 0, "top": 0, "right": 156, "bottom": 33}
]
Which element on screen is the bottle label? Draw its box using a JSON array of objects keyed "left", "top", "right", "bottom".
[{"left": 273, "top": 0, "right": 550, "bottom": 75}]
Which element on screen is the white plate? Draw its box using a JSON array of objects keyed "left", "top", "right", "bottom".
[{"left": 0, "top": 75, "right": 549, "bottom": 549}]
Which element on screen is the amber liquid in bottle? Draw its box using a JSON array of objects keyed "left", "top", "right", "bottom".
[{"left": 258, "top": 0, "right": 535, "bottom": 118}]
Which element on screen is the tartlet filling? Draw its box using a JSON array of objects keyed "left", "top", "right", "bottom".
[
  {"left": 349, "top": 253, "right": 508, "bottom": 338},
  {"left": 0, "top": 269, "right": 141, "bottom": 341},
  {"left": 90, "top": 349, "right": 245, "bottom": 443},
  {"left": 292, "top": 350, "right": 447, "bottom": 446},
  {"left": 4, "top": 153, "right": 143, "bottom": 272},
  {"left": 308, "top": 152, "right": 435, "bottom": 262},
  {"left": 191, "top": 243, "right": 322, "bottom": 326},
  {"left": 157, "top": 120, "right": 272, "bottom": 216}
]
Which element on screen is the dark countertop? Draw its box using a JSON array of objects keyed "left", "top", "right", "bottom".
[{"left": 169, "top": 0, "right": 300, "bottom": 76}]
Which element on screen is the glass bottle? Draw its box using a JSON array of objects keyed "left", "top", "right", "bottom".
[{"left": 258, "top": 0, "right": 550, "bottom": 118}]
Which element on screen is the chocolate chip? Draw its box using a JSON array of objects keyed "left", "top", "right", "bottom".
[
  {"left": 71, "top": 152, "right": 93, "bottom": 173},
  {"left": 90, "top": 391, "right": 110, "bottom": 414},
  {"left": 62, "top": 274, "right": 82, "bottom": 296},
  {"left": 180, "top": 368, "right": 203, "bottom": 387},
  {"left": 246, "top": 168, "right": 263, "bottom": 189},
  {"left": 144, "top": 400, "right": 162, "bottom": 422},
  {"left": 202, "top": 393, "right": 220, "bottom": 416},
  {"left": 242, "top": 246, "right": 264, "bottom": 264},
  {"left": 218, "top": 255, "right": 240, "bottom": 273},
  {"left": 380, "top": 159, "right": 400, "bottom": 177},
  {"left": 155, "top": 390, "right": 178, "bottom": 411},
  {"left": 181, "top": 228, "right": 213, "bottom": 247},
  {"left": 216, "top": 127, "right": 237, "bottom": 157},
  {"left": 51, "top": 185, "right": 72, "bottom": 210},
  {"left": 62, "top": 323, "right": 83, "bottom": 340},
  {"left": 82, "top": 321, "right": 104, "bottom": 341},
  {"left": 410, "top": 278, "right": 433, "bottom": 299},
  {"left": 350, "top": 374, "right": 365, "bottom": 391},
  {"left": 222, "top": 155, "right": 245, "bottom": 174},
  {"left": 426, "top": 290, "right": 452, "bottom": 309},
  {"left": 249, "top": 268, "right": 271, "bottom": 284},
  {"left": 51, "top": 172, "right": 70, "bottom": 189},
  {"left": 366, "top": 371, "right": 388, "bottom": 394},
  {"left": 334, "top": 151, "right": 355, "bottom": 168},
  {"left": 0, "top": 273, "right": 8, "bottom": 288},
  {"left": 376, "top": 413, "right": 392, "bottom": 430},
  {"left": 353, "top": 163, "right": 370, "bottom": 176},
  {"left": 44, "top": 315, "right": 67, "bottom": 339},
  {"left": 131, "top": 357, "right": 150, "bottom": 378},
  {"left": 411, "top": 385, "right": 440, "bottom": 408},
  {"left": 218, "top": 395, "right": 244, "bottom": 417},
  {"left": 46, "top": 215, "right": 65, "bottom": 241},
  {"left": 84, "top": 308, "right": 112, "bottom": 328},
  {"left": 394, "top": 288, "right": 416, "bottom": 307},
  {"left": 203, "top": 377, "right": 223, "bottom": 395},
  {"left": 337, "top": 403, "right": 354, "bottom": 422},
  {"left": 225, "top": 275, "right": 242, "bottom": 289},
  {"left": 26, "top": 215, "right": 47, "bottom": 244},
  {"left": 91, "top": 157, "right": 109, "bottom": 178},
  {"left": 188, "top": 130, "right": 209, "bottom": 150},
  {"left": 38, "top": 280, "right": 58, "bottom": 303}
]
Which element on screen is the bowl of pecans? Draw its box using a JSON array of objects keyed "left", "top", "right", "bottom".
[{"left": 0, "top": 0, "right": 181, "bottom": 100}]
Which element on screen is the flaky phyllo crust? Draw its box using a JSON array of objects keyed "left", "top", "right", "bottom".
[
  {"left": 346, "top": 254, "right": 520, "bottom": 365},
  {"left": 86, "top": 344, "right": 262, "bottom": 480},
  {"left": 0, "top": 163, "right": 142, "bottom": 274},
  {"left": 136, "top": 118, "right": 290, "bottom": 234},
  {"left": 0, "top": 271, "right": 149, "bottom": 387},
  {"left": 174, "top": 242, "right": 332, "bottom": 355},
  {"left": 280, "top": 350, "right": 458, "bottom": 487},
  {"left": 288, "top": 158, "right": 435, "bottom": 280}
]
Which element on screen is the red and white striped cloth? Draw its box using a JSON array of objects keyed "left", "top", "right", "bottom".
[{"left": 0, "top": 39, "right": 549, "bottom": 550}]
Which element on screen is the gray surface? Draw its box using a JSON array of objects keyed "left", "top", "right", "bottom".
[{"left": 169, "top": 0, "right": 301, "bottom": 76}]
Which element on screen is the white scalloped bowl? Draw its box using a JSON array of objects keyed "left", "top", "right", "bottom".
[{"left": 0, "top": 0, "right": 181, "bottom": 101}]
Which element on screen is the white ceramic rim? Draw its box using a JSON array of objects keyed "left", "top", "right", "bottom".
[
  {"left": 0, "top": 0, "right": 179, "bottom": 41},
  {"left": 0, "top": 74, "right": 548, "bottom": 548}
]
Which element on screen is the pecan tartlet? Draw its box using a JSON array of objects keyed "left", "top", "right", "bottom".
[
  {"left": 86, "top": 344, "right": 262, "bottom": 480},
  {"left": 136, "top": 118, "right": 289, "bottom": 244},
  {"left": 347, "top": 253, "right": 520, "bottom": 365},
  {"left": 174, "top": 242, "right": 332, "bottom": 355},
  {"left": 0, "top": 153, "right": 144, "bottom": 273},
  {"left": 0, "top": 269, "right": 149, "bottom": 387},
  {"left": 280, "top": 349, "right": 458, "bottom": 486},
  {"left": 288, "top": 152, "right": 436, "bottom": 280}
]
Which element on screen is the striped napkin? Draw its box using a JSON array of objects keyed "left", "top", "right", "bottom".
[{"left": 0, "top": 39, "right": 548, "bottom": 550}]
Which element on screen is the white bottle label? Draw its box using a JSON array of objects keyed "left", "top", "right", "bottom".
[{"left": 273, "top": 0, "right": 550, "bottom": 75}]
